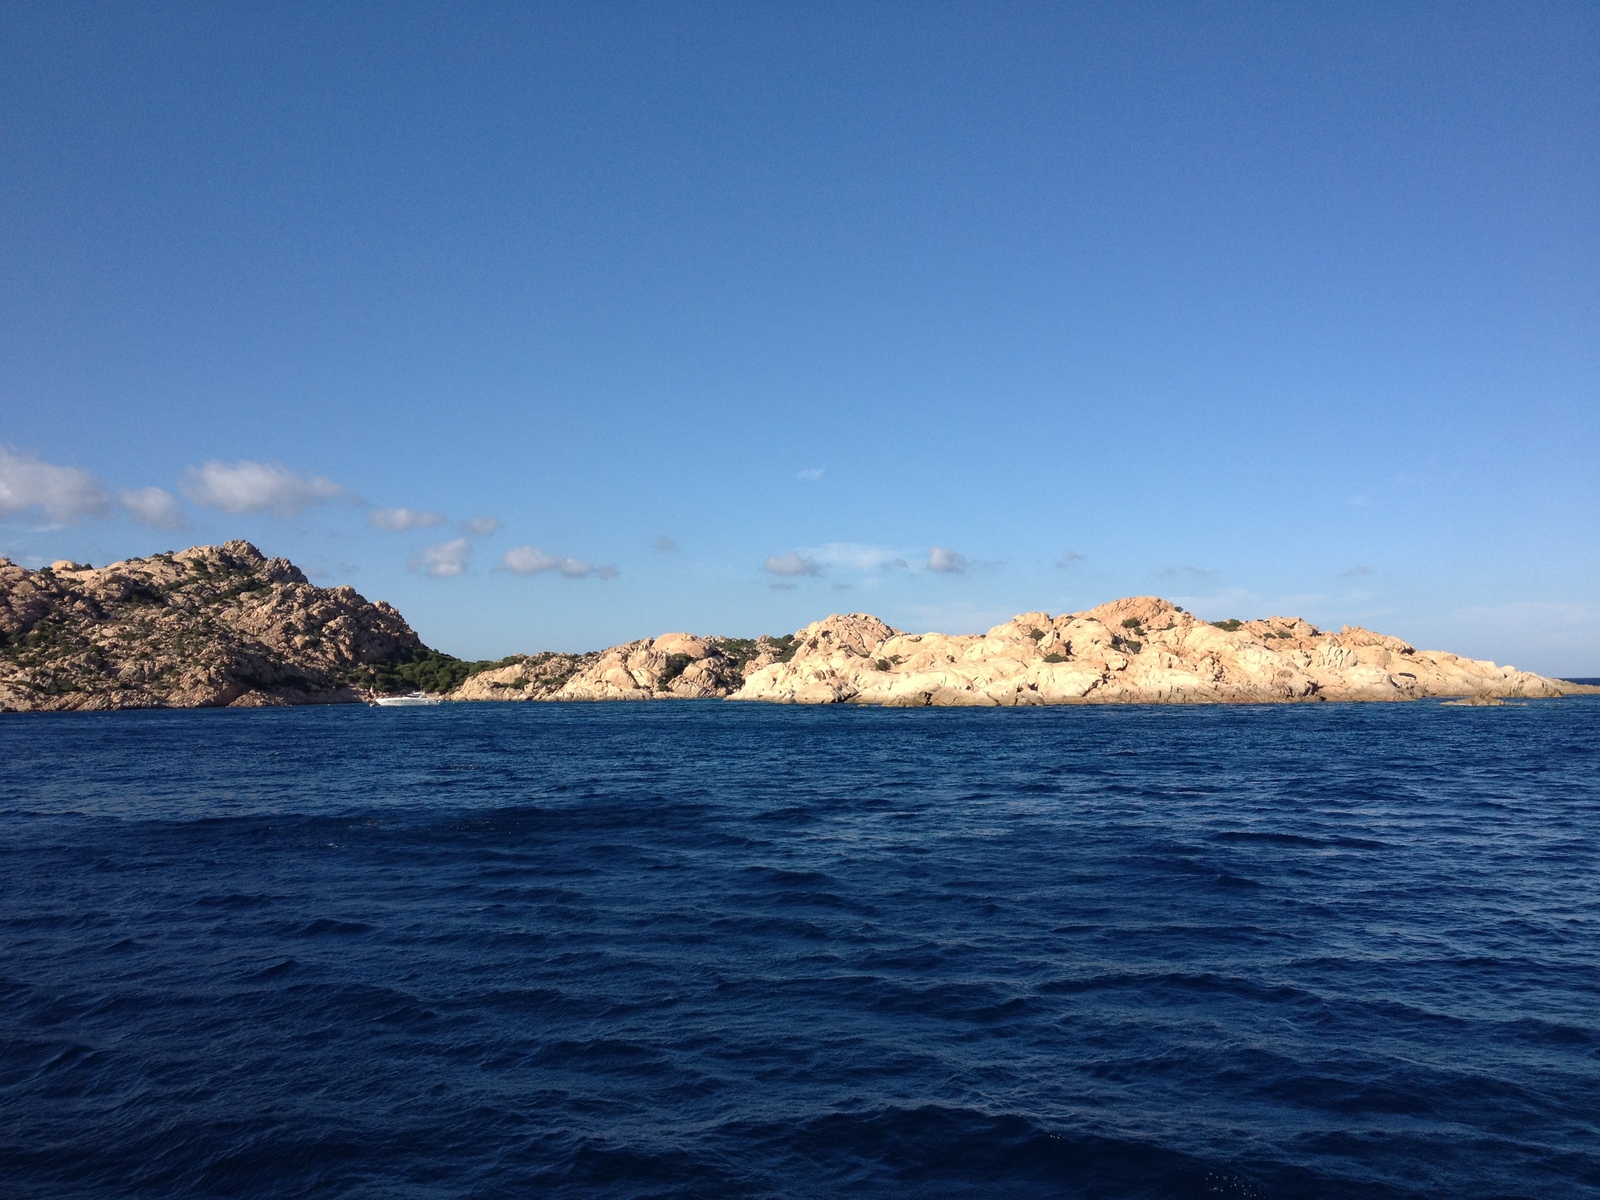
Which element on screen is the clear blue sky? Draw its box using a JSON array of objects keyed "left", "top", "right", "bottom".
[{"left": 3, "top": 2, "right": 1596, "bottom": 673}]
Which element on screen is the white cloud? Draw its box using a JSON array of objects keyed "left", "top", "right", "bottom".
[
  {"left": 181, "top": 460, "right": 348, "bottom": 516},
  {"left": 410, "top": 538, "right": 472, "bottom": 578},
  {"left": 460, "top": 516, "right": 501, "bottom": 536},
  {"left": 797, "top": 467, "right": 825, "bottom": 481},
  {"left": 763, "top": 542, "right": 915, "bottom": 577},
  {"left": 927, "top": 546, "right": 969, "bottom": 573},
  {"left": 499, "top": 545, "right": 615, "bottom": 580},
  {"left": 764, "top": 552, "right": 822, "bottom": 577},
  {"left": 814, "top": 543, "right": 909, "bottom": 571},
  {"left": 0, "top": 446, "right": 111, "bottom": 525},
  {"left": 369, "top": 507, "right": 447, "bottom": 531},
  {"left": 120, "top": 486, "right": 186, "bottom": 530}
]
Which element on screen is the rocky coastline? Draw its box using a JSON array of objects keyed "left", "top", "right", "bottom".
[
  {"left": 0, "top": 542, "right": 424, "bottom": 711},
  {"left": 1, "top": 543, "right": 1590, "bottom": 712}
]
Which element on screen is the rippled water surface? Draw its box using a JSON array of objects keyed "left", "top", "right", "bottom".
[{"left": 3, "top": 700, "right": 1598, "bottom": 1198}]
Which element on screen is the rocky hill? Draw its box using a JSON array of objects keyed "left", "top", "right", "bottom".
[
  {"left": 725, "top": 597, "right": 1585, "bottom": 705},
  {"left": 0, "top": 542, "right": 427, "bottom": 711},
  {"left": 451, "top": 632, "right": 795, "bottom": 701},
  {"left": 448, "top": 597, "right": 1585, "bottom": 706},
  {"left": 3, "top": 543, "right": 1586, "bottom": 711}
]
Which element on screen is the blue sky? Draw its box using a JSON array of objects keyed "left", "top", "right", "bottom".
[{"left": 2, "top": 3, "right": 1596, "bottom": 673}]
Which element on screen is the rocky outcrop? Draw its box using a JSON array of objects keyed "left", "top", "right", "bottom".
[
  {"left": 6, "top": 548, "right": 1585, "bottom": 713},
  {"left": 448, "top": 651, "right": 599, "bottom": 701},
  {"left": 451, "top": 597, "right": 1585, "bottom": 707},
  {"left": 450, "top": 632, "right": 793, "bottom": 702},
  {"left": 0, "top": 542, "right": 425, "bottom": 711},
  {"left": 729, "top": 597, "right": 1586, "bottom": 706}
]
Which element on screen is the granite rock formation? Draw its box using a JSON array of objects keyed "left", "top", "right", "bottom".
[
  {"left": 451, "top": 632, "right": 793, "bottom": 702},
  {"left": 0, "top": 542, "right": 425, "bottom": 711},
  {"left": 3, "top": 541, "right": 1584, "bottom": 712},
  {"left": 728, "top": 597, "right": 1583, "bottom": 705}
]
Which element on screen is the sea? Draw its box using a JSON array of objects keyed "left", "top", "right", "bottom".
[{"left": 2, "top": 698, "right": 1597, "bottom": 1199}]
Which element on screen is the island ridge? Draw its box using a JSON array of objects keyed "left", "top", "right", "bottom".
[{"left": 1, "top": 542, "right": 1588, "bottom": 712}]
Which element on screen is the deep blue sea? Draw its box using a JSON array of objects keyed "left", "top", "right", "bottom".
[{"left": 3, "top": 700, "right": 1598, "bottom": 1199}]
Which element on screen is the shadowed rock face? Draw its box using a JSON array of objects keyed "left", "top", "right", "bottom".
[
  {"left": 728, "top": 598, "right": 1583, "bottom": 706},
  {"left": 0, "top": 542, "right": 425, "bottom": 711}
]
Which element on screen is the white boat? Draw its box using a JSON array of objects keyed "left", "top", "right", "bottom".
[{"left": 373, "top": 692, "right": 443, "bottom": 707}]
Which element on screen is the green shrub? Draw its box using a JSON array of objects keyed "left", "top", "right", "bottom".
[
  {"left": 1120, "top": 617, "right": 1142, "bottom": 629},
  {"left": 716, "top": 638, "right": 763, "bottom": 668},
  {"left": 658, "top": 653, "right": 693, "bottom": 686},
  {"left": 1211, "top": 619, "right": 1243, "bottom": 632},
  {"left": 464, "top": 654, "right": 526, "bottom": 678},
  {"left": 1043, "top": 653, "right": 1068, "bottom": 664},
  {"left": 361, "top": 647, "right": 484, "bottom": 695},
  {"left": 1027, "top": 629, "right": 1045, "bottom": 641}
]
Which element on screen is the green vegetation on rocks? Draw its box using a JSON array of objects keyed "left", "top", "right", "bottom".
[
  {"left": 358, "top": 649, "right": 540, "bottom": 697},
  {"left": 0, "top": 541, "right": 430, "bottom": 711}
]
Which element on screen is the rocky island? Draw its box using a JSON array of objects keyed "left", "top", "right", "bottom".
[
  {"left": 0, "top": 543, "right": 1589, "bottom": 712},
  {"left": 726, "top": 600, "right": 1585, "bottom": 705},
  {"left": 0, "top": 541, "right": 428, "bottom": 710},
  {"left": 453, "top": 598, "right": 1583, "bottom": 706}
]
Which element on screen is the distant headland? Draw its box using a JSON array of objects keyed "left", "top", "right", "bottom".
[{"left": 1, "top": 542, "right": 1591, "bottom": 712}]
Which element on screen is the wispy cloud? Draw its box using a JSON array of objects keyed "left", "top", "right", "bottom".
[
  {"left": 654, "top": 535, "right": 680, "bottom": 552},
  {"left": 927, "top": 546, "right": 968, "bottom": 573},
  {"left": 764, "top": 552, "right": 822, "bottom": 577},
  {"left": 769, "top": 581, "right": 799, "bottom": 591},
  {"left": 181, "top": 460, "right": 349, "bottom": 516},
  {"left": 1055, "top": 550, "right": 1085, "bottom": 567},
  {"left": 410, "top": 538, "right": 472, "bottom": 578},
  {"left": 1158, "top": 564, "right": 1220, "bottom": 580},
  {"left": 370, "top": 506, "right": 447, "bottom": 531},
  {"left": 120, "top": 486, "right": 186, "bottom": 531},
  {"left": 460, "top": 516, "right": 501, "bottom": 536},
  {"left": 765, "top": 542, "right": 930, "bottom": 577},
  {"left": 813, "top": 543, "right": 909, "bottom": 570},
  {"left": 499, "top": 546, "right": 616, "bottom": 580},
  {"left": 796, "top": 467, "right": 825, "bottom": 482},
  {"left": 0, "top": 446, "right": 111, "bottom": 526},
  {"left": 1341, "top": 563, "right": 1374, "bottom": 577}
]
